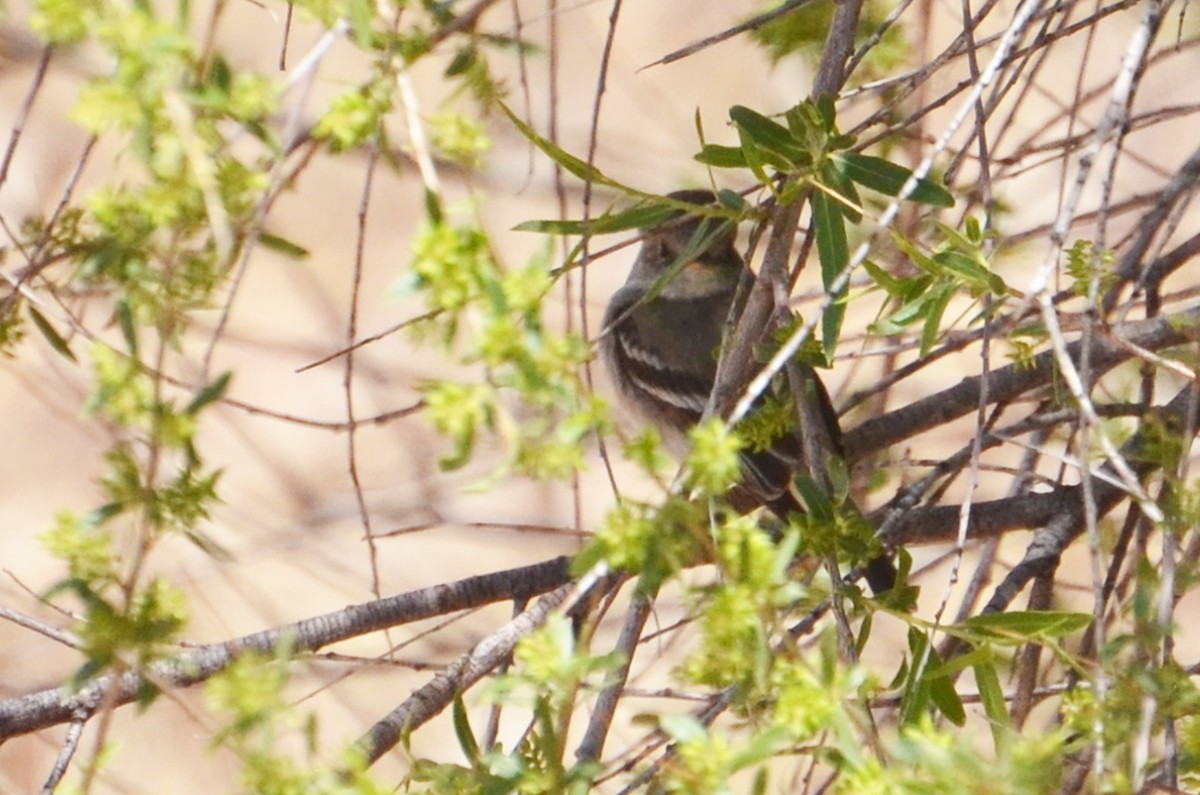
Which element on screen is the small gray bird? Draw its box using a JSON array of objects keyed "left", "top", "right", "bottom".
[{"left": 600, "top": 189, "right": 895, "bottom": 593}]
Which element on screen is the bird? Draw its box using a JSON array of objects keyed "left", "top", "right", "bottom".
[{"left": 599, "top": 189, "right": 895, "bottom": 594}]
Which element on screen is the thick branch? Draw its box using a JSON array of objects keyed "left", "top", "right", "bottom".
[
  {"left": 845, "top": 304, "right": 1200, "bottom": 459},
  {"left": 885, "top": 382, "right": 1200, "bottom": 547},
  {"left": 710, "top": 0, "right": 864, "bottom": 419},
  {"left": 0, "top": 556, "right": 572, "bottom": 740},
  {"left": 357, "top": 581, "right": 574, "bottom": 765}
]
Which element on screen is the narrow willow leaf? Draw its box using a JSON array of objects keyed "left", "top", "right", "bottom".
[
  {"left": 888, "top": 654, "right": 910, "bottom": 690},
  {"left": 518, "top": 193, "right": 737, "bottom": 239},
  {"left": 751, "top": 768, "right": 769, "bottom": 795},
  {"left": 258, "top": 231, "right": 310, "bottom": 259},
  {"left": 823, "top": 160, "right": 864, "bottom": 223},
  {"left": 736, "top": 126, "right": 790, "bottom": 178},
  {"left": 929, "top": 672, "right": 966, "bottom": 726},
  {"left": 822, "top": 289, "right": 847, "bottom": 367},
  {"left": 28, "top": 306, "right": 77, "bottom": 363},
  {"left": 936, "top": 250, "right": 1008, "bottom": 295},
  {"left": 812, "top": 189, "right": 848, "bottom": 289},
  {"left": 856, "top": 612, "right": 873, "bottom": 657},
  {"left": 920, "top": 283, "right": 954, "bottom": 356},
  {"left": 838, "top": 152, "right": 954, "bottom": 207},
  {"left": 452, "top": 695, "right": 481, "bottom": 763},
  {"left": 186, "top": 371, "right": 233, "bottom": 415},
  {"left": 117, "top": 298, "right": 138, "bottom": 357},
  {"left": 814, "top": 93, "right": 837, "bottom": 131},
  {"left": 811, "top": 188, "right": 848, "bottom": 359},
  {"left": 501, "top": 102, "right": 608, "bottom": 185},
  {"left": 899, "top": 628, "right": 931, "bottom": 725},
  {"left": 794, "top": 474, "right": 834, "bottom": 523},
  {"left": 880, "top": 287, "right": 934, "bottom": 329},
  {"left": 892, "top": 231, "right": 940, "bottom": 273},
  {"left": 515, "top": 203, "right": 676, "bottom": 236},
  {"left": 961, "top": 610, "right": 1093, "bottom": 638},
  {"left": 729, "top": 105, "right": 804, "bottom": 161},
  {"left": 973, "top": 659, "right": 1013, "bottom": 746},
  {"left": 694, "top": 144, "right": 748, "bottom": 168},
  {"left": 862, "top": 259, "right": 906, "bottom": 296}
]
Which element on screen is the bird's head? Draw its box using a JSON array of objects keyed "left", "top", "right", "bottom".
[{"left": 625, "top": 190, "right": 744, "bottom": 301}]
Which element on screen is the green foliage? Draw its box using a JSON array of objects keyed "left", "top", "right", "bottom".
[
  {"left": 32, "top": 0, "right": 101, "bottom": 43},
  {"left": 835, "top": 716, "right": 1070, "bottom": 794},
  {"left": 412, "top": 213, "right": 610, "bottom": 481},
  {"left": 686, "top": 418, "right": 747, "bottom": 495},
  {"left": 622, "top": 427, "right": 675, "bottom": 480},
  {"left": 42, "top": 512, "right": 115, "bottom": 585},
  {"left": 411, "top": 616, "right": 610, "bottom": 794},
  {"left": 788, "top": 484, "right": 887, "bottom": 585},
  {"left": 0, "top": 294, "right": 26, "bottom": 357},
  {"left": 1065, "top": 239, "right": 1117, "bottom": 297},
  {"left": 207, "top": 647, "right": 387, "bottom": 795},
  {"left": 1004, "top": 323, "right": 1049, "bottom": 370},
  {"left": 683, "top": 519, "right": 807, "bottom": 699},
  {"left": 429, "top": 111, "right": 493, "bottom": 169},
  {"left": 871, "top": 216, "right": 1008, "bottom": 356},
  {"left": 42, "top": 512, "right": 189, "bottom": 681},
  {"left": 751, "top": 0, "right": 911, "bottom": 81},
  {"left": 313, "top": 78, "right": 394, "bottom": 152},
  {"left": 578, "top": 497, "right": 706, "bottom": 588},
  {"left": 693, "top": 97, "right": 954, "bottom": 361},
  {"left": 669, "top": 628, "right": 876, "bottom": 795}
]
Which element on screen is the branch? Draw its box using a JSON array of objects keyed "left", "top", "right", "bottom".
[
  {"left": 356, "top": 580, "right": 575, "bottom": 765},
  {"left": 845, "top": 304, "right": 1200, "bottom": 459},
  {"left": 885, "top": 382, "right": 1200, "bottom": 548},
  {"left": 642, "top": 0, "right": 824, "bottom": 68},
  {"left": 710, "top": 0, "right": 864, "bottom": 419},
  {"left": 0, "top": 556, "right": 572, "bottom": 740}
]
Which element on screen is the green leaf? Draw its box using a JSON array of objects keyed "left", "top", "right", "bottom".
[
  {"left": 814, "top": 94, "right": 837, "bottom": 132},
  {"left": 501, "top": 102, "right": 608, "bottom": 186},
  {"left": 729, "top": 105, "right": 804, "bottom": 161},
  {"left": 960, "top": 610, "right": 1093, "bottom": 639},
  {"left": 28, "top": 306, "right": 77, "bottom": 363},
  {"left": 736, "top": 128, "right": 791, "bottom": 180},
  {"left": 811, "top": 188, "right": 849, "bottom": 360},
  {"left": 822, "top": 160, "right": 864, "bottom": 223},
  {"left": 694, "top": 144, "right": 748, "bottom": 168},
  {"left": 116, "top": 299, "right": 138, "bottom": 357},
  {"left": 822, "top": 287, "right": 847, "bottom": 367},
  {"left": 929, "top": 670, "right": 966, "bottom": 726},
  {"left": 862, "top": 259, "right": 907, "bottom": 297},
  {"left": 892, "top": 231, "right": 940, "bottom": 273},
  {"left": 258, "top": 231, "right": 310, "bottom": 259},
  {"left": 452, "top": 695, "right": 481, "bottom": 764},
  {"left": 935, "top": 250, "right": 1008, "bottom": 295},
  {"left": 186, "top": 372, "right": 232, "bottom": 415},
  {"left": 517, "top": 191, "right": 738, "bottom": 238},
  {"left": 811, "top": 189, "right": 848, "bottom": 290},
  {"left": 876, "top": 286, "right": 934, "bottom": 331},
  {"left": 973, "top": 658, "right": 1013, "bottom": 745},
  {"left": 899, "top": 628, "right": 932, "bottom": 725},
  {"left": 794, "top": 475, "right": 834, "bottom": 524},
  {"left": 515, "top": 202, "right": 678, "bottom": 236},
  {"left": 837, "top": 152, "right": 954, "bottom": 207},
  {"left": 919, "top": 283, "right": 954, "bottom": 357}
]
